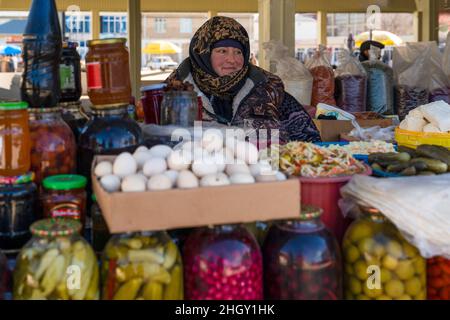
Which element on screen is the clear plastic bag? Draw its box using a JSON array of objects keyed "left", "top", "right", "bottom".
[
  {"left": 263, "top": 40, "right": 313, "bottom": 106},
  {"left": 362, "top": 46, "right": 395, "bottom": 114},
  {"left": 306, "top": 45, "right": 336, "bottom": 107},
  {"left": 334, "top": 49, "right": 367, "bottom": 113},
  {"left": 340, "top": 174, "right": 450, "bottom": 259}
]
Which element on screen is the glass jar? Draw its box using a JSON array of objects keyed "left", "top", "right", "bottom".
[
  {"left": 41, "top": 175, "right": 87, "bottom": 230},
  {"left": 263, "top": 206, "right": 342, "bottom": 300},
  {"left": 0, "top": 249, "right": 9, "bottom": 300},
  {"left": 29, "top": 108, "right": 77, "bottom": 184},
  {"left": 427, "top": 257, "right": 450, "bottom": 300},
  {"left": 0, "top": 102, "right": 31, "bottom": 177},
  {"left": 245, "top": 221, "right": 271, "bottom": 246},
  {"left": 59, "top": 41, "right": 82, "bottom": 103},
  {"left": 91, "top": 194, "right": 110, "bottom": 255},
  {"left": 60, "top": 101, "right": 88, "bottom": 142},
  {"left": 343, "top": 206, "right": 426, "bottom": 300},
  {"left": 86, "top": 38, "right": 131, "bottom": 108},
  {"left": 0, "top": 173, "right": 38, "bottom": 252},
  {"left": 102, "top": 231, "right": 183, "bottom": 300},
  {"left": 140, "top": 83, "right": 166, "bottom": 124},
  {"left": 183, "top": 224, "right": 263, "bottom": 300},
  {"left": 78, "top": 106, "right": 142, "bottom": 201},
  {"left": 13, "top": 218, "right": 99, "bottom": 300},
  {"left": 160, "top": 91, "right": 199, "bottom": 126}
]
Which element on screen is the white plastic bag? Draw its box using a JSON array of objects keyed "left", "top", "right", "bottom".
[
  {"left": 340, "top": 174, "right": 450, "bottom": 258},
  {"left": 263, "top": 40, "right": 313, "bottom": 106}
]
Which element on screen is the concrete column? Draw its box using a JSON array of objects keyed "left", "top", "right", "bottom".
[
  {"left": 317, "top": 11, "right": 327, "bottom": 46},
  {"left": 258, "top": 0, "right": 295, "bottom": 71},
  {"left": 417, "top": 0, "right": 439, "bottom": 42},
  {"left": 128, "top": 0, "right": 142, "bottom": 100}
]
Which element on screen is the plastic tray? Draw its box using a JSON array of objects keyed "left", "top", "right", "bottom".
[{"left": 395, "top": 127, "right": 450, "bottom": 150}]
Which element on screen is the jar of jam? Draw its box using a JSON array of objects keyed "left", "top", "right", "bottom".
[
  {"left": 0, "top": 173, "right": 37, "bottom": 252},
  {"left": 0, "top": 102, "right": 31, "bottom": 177},
  {"left": 91, "top": 194, "right": 110, "bottom": 255},
  {"left": 41, "top": 174, "right": 87, "bottom": 229},
  {"left": 140, "top": 83, "right": 166, "bottom": 124},
  {"left": 29, "top": 108, "right": 77, "bottom": 184},
  {"left": 427, "top": 257, "right": 450, "bottom": 300},
  {"left": 183, "top": 224, "right": 263, "bottom": 300},
  {"left": 263, "top": 206, "right": 342, "bottom": 300},
  {"left": 60, "top": 41, "right": 82, "bottom": 103},
  {"left": 86, "top": 38, "right": 131, "bottom": 108},
  {"left": 102, "top": 231, "right": 183, "bottom": 300},
  {"left": 78, "top": 106, "right": 142, "bottom": 203},
  {"left": 60, "top": 101, "right": 88, "bottom": 143},
  {"left": 13, "top": 219, "right": 99, "bottom": 300}
]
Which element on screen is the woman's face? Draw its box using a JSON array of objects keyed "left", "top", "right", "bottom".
[{"left": 211, "top": 47, "right": 244, "bottom": 76}]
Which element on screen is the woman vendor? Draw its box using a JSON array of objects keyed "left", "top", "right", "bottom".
[{"left": 166, "top": 16, "right": 321, "bottom": 143}]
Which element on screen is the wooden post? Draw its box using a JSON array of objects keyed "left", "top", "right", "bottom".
[
  {"left": 128, "top": 0, "right": 142, "bottom": 101},
  {"left": 317, "top": 11, "right": 327, "bottom": 46},
  {"left": 91, "top": 9, "right": 100, "bottom": 40}
]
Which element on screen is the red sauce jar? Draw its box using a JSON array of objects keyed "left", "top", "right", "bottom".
[{"left": 140, "top": 83, "right": 166, "bottom": 124}]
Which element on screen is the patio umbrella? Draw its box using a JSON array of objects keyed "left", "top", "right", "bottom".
[
  {"left": 355, "top": 31, "right": 403, "bottom": 47},
  {"left": 0, "top": 45, "right": 22, "bottom": 55},
  {"left": 143, "top": 41, "right": 182, "bottom": 55}
]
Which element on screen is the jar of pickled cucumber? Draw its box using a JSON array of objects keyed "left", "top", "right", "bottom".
[
  {"left": 263, "top": 206, "right": 342, "bottom": 300},
  {"left": 102, "top": 231, "right": 183, "bottom": 300},
  {"left": 427, "top": 257, "right": 450, "bottom": 300},
  {"left": 343, "top": 206, "right": 426, "bottom": 300},
  {"left": 13, "top": 219, "right": 99, "bottom": 300}
]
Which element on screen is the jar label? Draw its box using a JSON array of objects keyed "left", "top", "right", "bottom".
[
  {"left": 87, "top": 62, "right": 103, "bottom": 90},
  {"left": 50, "top": 204, "right": 81, "bottom": 220},
  {"left": 60, "top": 64, "right": 75, "bottom": 90}
]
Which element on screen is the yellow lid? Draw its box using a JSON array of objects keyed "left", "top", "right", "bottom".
[{"left": 87, "top": 38, "right": 126, "bottom": 47}]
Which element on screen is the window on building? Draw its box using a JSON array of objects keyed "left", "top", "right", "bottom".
[
  {"left": 155, "top": 18, "right": 167, "bottom": 33},
  {"left": 100, "top": 14, "right": 127, "bottom": 36},
  {"left": 179, "top": 18, "right": 192, "bottom": 33}
]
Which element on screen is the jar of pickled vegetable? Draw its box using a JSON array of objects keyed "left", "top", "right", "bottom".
[
  {"left": 78, "top": 106, "right": 142, "bottom": 202},
  {"left": 13, "top": 218, "right": 99, "bottom": 300},
  {"left": 91, "top": 194, "right": 110, "bottom": 255},
  {"left": 0, "top": 173, "right": 37, "bottom": 252},
  {"left": 263, "top": 206, "right": 342, "bottom": 300},
  {"left": 29, "top": 108, "right": 77, "bottom": 184},
  {"left": 86, "top": 38, "right": 131, "bottom": 108},
  {"left": 245, "top": 221, "right": 271, "bottom": 246},
  {"left": 183, "top": 224, "right": 263, "bottom": 300},
  {"left": 102, "top": 231, "right": 183, "bottom": 300},
  {"left": 427, "top": 257, "right": 450, "bottom": 300},
  {"left": 41, "top": 175, "right": 87, "bottom": 229},
  {"left": 0, "top": 249, "right": 8, "bottom": 300},
  {"left": 0, "top": 102, "right": 30, "bottom": 177},
  {"left": 60, "top": 101, "right": 88, "bottom": 143},
  {"left": 343, "top": 206, "right": 426, "bottom": 300}
]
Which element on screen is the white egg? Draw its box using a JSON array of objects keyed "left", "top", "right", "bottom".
[
  {"left": 225, "top": 137, "right": 239, "bottom": 154},
  {"left": 179, "top": 140, "right": 201, "bottom": 152},
  {"left": 200, "top": 173, "right": 230, "bottom": 187},
  {"left": 167, "top": 149, "right": 192, "bottom": 171},
  {"left": 225, "top": 162, "right": 251, "bottom": 176},
  {"left": 249, "top": 160, "right": 275, "bottom": 177},
  {"left": 255, "top": 173, "right": 278, "bottom": 182},
  {"left": 191, "top": 146, "right": 210, "bottom": 161},
  {"left": 121, "top": 174, "right": 147, "bottom": 192},
  {"left": 142, "top": 158, "right": 168, "bottom": 177},
  {"left": 94, "top": 161, "right": 113, "bottom": 177},
  {"left": 134, "top": 146, "right": 149, "bottom": 153},
  {"left": 163, "top": 170, "right": 179, "bottom": 186},
  {"left": 276, "top": 172, "right": 287, "bottom": 181},
  {"left": 229, "top": 173, "right": 256, "bottom": 185},
  {"left": 177, "top": 170, "right": 199, "bottom": 189},
  {"left": 147, "top": 174, "right": 173, "bottom": 191},
  {"left": 113, "top": 153, "right": 137, "bottom": 178},
  {"left": 100, "top": 175, "right": 121, "bottom": 193},
  {"left": 210, "top": 151, "right": 227, "bottom": 172},
  {"left": 133, "top": 151, "right": 153, "bottom": 169},
  {"left": 192, "top": 158, "right": 218, "bottom": 178},
  {"left": 149, "top": 145, "right": 173, "bottom": 159},
  {"left": 235, "top": 141, "right": 259, "bottom": 164},
  {"left": 201, "top": 129, "right": 224, "bottom": 153}
]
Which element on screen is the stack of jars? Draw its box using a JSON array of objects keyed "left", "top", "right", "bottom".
[{"left": 0, "top": 102, "right": 39, "bottom": 252}]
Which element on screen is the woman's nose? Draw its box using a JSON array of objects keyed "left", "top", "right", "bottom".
[{"left": 224, "top": 52, "right": 237, "bottom": 64}]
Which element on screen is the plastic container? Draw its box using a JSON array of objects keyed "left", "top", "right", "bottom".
[
  {"left": 343, "top": 206, "right": 426, "bottom": 300},
  {"left": 0, "top": 102, "right": 31, "bottom": 176},
  {"left": 395, "top": 127, "right": 450, "bottom": 150},
  {"left": 183, "top": 224, "right": 263, "bottom": 300},
  {"left": 427, "top": 257, "right": 450, "bottom": 300},
  {"left": 102, "top": 231, "right": 183, "bottom": 300},
  {"left": 298, "top": 164, "right": 372, "bottom": 242},
  {"left": 263, "top": 206, "right": 342, "bottom": 300},
  {"left": 13, "top": 218, "right": 99, "bottom": 300}
]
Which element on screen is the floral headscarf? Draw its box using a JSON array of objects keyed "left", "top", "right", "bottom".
[{"left": 189, "top": 16, "right": 250, "bottom": 98}]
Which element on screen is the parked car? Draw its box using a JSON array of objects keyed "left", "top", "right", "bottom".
[{"left": 147, "top": 56, "right": 178, "bottom": 71}]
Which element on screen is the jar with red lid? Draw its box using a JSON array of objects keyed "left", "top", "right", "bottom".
[
  {"left": 263, "top": 206, "right": 342, "bottom": 300},
  {"left": 0, "top": 102, "right": 31, "bottom": 177},
  {"left": 41, "top": 174, "right": 87, "bottom": 229},
  {"left": 29, "top": 108, "right": 77, "bottom": 184},
  {"left": 427, "top": 257, "right": 450, "bottom": 300},
  {"left": 183, "top": 224, "right": 263, "bottom": 300},
  {"left": 86, "top": 38, "right": 131, "bottom": 108}
]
